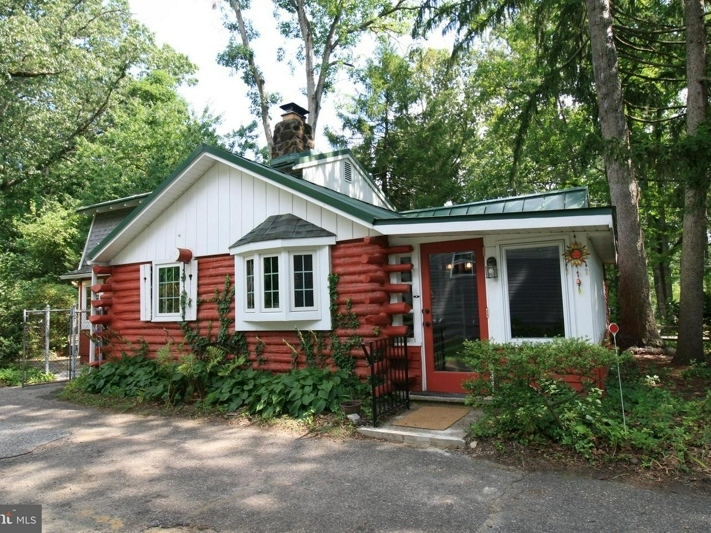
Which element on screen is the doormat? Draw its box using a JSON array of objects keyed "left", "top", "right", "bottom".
[{"left": 392, "top": 405, "right": 471, "bottom": 431}]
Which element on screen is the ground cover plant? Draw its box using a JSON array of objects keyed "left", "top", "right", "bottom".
[
  {"left": 0, "top": 364, "right": 55, "bottom": 387},
  {"left": 65, "top": 347, "right": 367, "bottom": 421},
  {"left": 462, "top": 339, "right": 711, "bottom": 476}
]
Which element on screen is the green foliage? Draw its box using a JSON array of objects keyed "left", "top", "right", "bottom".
[
  {"left": 205, "top": 367, "right": 362, "bottom": 419},
  {"left": 78, "top": 351, "right": 168, "bottom": 401},
  {"left": 76, "top": 351, "right": 361, "bottom": 420},
  {"left": 597, "top": 362, "right": 711, "bottom": 468},
  {"left": 681, "top": 361, "right": 711, "bottom": 381},
  {"left": 0, "top": 278, "right": 76, "bottom": 363},
  {"left": 464, "top": 339, "right": 711, "bottom": 469},
  {"left": 180, "top": 276, "right": 248, "bottom": 360},
  {"left": 327, "top": 274, "right": 361, "bottom": 374},
  {"left": 0, "top": 365, "right": 55, "bottom": 387},
  {"left": 462, "top": 338, "right": 619, "bottom": 454}
]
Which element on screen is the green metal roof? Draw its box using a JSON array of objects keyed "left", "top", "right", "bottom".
[
  {"left": 85, "top": 144, "right": 614, "bottom": 264},
  {"left": 401, "top": 188, "right": 590, "bottom": 219}
]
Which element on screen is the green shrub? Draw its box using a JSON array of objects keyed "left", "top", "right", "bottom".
[
  {"left": 79, "top": 352, "right": 169, "bottom": 401},
  {"left": 462, "top": 338, "right": 619, "bottom": 455},
  {"left": 75, "top": 348, "right": 364, "bottom": 420},
  {"left": 205, "top": 367, "right": 363, "bottom": 419},
  {"left": 598, "top": 362, "right": 711, "bottom": 466}
]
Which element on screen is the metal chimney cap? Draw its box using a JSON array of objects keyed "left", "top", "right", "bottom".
[{"left": 279, "top": 102, "right": 309, "bottom": 118}]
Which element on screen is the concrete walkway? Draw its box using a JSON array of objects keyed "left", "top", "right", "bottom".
[{"left": 1, "top": 383, "right": 710, "bottom": 532}]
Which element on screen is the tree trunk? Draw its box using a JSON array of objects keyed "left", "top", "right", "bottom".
[
  {"left": 648, "top": 206, "right": 673, "bottom": 323},
  {"left": 228, "top": 0, "right": 273, "bottom": 154},
  {"left": 675, "top": 0, "right": 709, "bottom": 364},
  {"left": 585, "top": 0, "right": 660, "bottom": 348}
]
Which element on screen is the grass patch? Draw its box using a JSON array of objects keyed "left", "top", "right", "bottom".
[{"left": 0, "top": 364, "right": 55, "bottom": 387}]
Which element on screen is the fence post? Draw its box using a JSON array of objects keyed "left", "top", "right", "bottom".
[
  {"left": 70, "top": 305, "right": 77, "bottom": 379},
  {"left": 44, "top": 304, "right": 51, "bottom": 374}
]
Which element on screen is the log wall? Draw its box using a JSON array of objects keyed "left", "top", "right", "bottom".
[{"left": 91, "top": 240, "right": 423, "bottom": 389}]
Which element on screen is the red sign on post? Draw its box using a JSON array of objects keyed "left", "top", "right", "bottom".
[{"left": 608, "top": 323, "right": 619, "bottom": 335}]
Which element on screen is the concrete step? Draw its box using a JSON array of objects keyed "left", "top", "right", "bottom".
[{"left": 357, "top": 400, "right": 481, "bottom": 450}]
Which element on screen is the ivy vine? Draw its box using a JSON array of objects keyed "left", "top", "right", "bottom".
[{"left": 180, "top": 275, "right": 247, "bottom": 360}]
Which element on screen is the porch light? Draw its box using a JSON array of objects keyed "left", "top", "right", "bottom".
[{"left": 486, "top": 257, "right": 498, "bottom": 279}]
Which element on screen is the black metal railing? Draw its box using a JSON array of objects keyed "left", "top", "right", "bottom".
[{"left": 362, "top": 336, "right": 410, "bottom": 426}]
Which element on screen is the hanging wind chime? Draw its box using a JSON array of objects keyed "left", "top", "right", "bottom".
[{"left": 563, "top": 239, "right": 590, "bottom": 294}]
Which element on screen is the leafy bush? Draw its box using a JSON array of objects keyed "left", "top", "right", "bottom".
[
  {"left": 463, "top": 339, "right": 711, "bottom": 470},
  {"left": 0, "top": 364, "right": 55, "bottom": 387},
  {"left": 78, "top": 352, "right": 169, "bottom": 401},
  {"left": 205, "top": 367, "right": 363, "bottom": 419},
  {"left": 462, "top": 338, "right": 619, "bottom": 455},
  {"left": 74, "top": 348, "right": 363, "bottom": 420}
]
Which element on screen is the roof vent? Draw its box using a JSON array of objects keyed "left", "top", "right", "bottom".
[{"left": 344, "top": 161, "right": 352, "bottom": 183}]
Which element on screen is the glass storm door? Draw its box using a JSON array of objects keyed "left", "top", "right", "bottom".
[{"left": 421, "top": 239, "right": 488, "bottom": 393}]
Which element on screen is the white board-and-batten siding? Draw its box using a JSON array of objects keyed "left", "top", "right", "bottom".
[
  {"left": 112, "top": 162, "right": 378, "bottom": 265},
  {"left": 300, "top": 157, "right": 391, "bottom": 210}
]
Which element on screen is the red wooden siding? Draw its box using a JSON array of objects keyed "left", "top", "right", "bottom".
[{"left": 92, "top": 238, "right": 422, "bottom": 389}]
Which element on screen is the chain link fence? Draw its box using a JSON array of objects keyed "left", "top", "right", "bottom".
[{"left": 22, "top": 306, "right": 82, "bottom": 386}]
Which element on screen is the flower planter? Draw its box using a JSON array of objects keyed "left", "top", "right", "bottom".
[{"left": 340, "top": 400, "right": 362, "bottom": 416}]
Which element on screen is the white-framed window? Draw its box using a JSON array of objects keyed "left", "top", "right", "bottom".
[
  {"left": 79, "top": 281, "right": 92, "bottom": 330},
  {"left": 232, "top": 239, "right": 333, "bottom": 331},
  {"left": 502, "top": 242, "right": 567, "bottom": 339},
  {"left": 140, "top": 260, "right": 198, "bottom": 322},
  {"left": 390, "top": 255, "right": 415, "bottom": 339}
]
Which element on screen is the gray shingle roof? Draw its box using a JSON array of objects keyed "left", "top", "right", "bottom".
[{"left": 230, "top": 214, "right": 336, "bottom": 248}]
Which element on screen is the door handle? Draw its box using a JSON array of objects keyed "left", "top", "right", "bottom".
[{"left": 424, "top": 321, "right": 431, "bottom": 327}]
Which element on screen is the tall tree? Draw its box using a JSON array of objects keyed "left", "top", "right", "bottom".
[
  {"left": 585, "top": 0, "right": 659, "bottom": 347},
  {"left": 0, "top": 0, "right": 151, "bottom": 213},
  {"left": 217, "top": 0, "right": 415, "bottom": 154},
  {"left": 675, "top": 0, "right": 709, "bottom": 363},
  {"left": 331, "top": 44, "right": 471, "bottom": 209},
  {"left": 0, "top": 0, "right": 223, "bottom": 361},
  {"left": 417, "top": 0, "right": 661, "bottom": 347}
]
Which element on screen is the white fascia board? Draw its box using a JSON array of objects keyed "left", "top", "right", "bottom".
[
  {"left": 230, "top": 236, "right": 336, "bottom": 255},
  {"left": 78, "top": 215, "right": 97, "bottom": 269},
  {"left": 375, "top": 212, "right": 615, "bottom": 236}
]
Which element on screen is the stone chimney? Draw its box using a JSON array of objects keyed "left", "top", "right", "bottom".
[{"left": 271, "top": 103, "right": 315, "bottom": 160}]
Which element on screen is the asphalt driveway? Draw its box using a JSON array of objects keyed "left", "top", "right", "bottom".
[{"left": 1, "top": 383, "right": 710, "bottom": 532}]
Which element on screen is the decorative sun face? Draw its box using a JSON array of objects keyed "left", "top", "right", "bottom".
[{"left": 563, "top": 241, "right": 590, "bottom": 267}]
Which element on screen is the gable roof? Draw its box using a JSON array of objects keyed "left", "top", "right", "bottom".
[
  {"left": 87, "top": 144, "right": 401, "bottom": 263},
  {"left": 61, "top": 195, "right": 148, "bottom": 279},
  {"left": 231, "top": 214, "right": 335, "bottom": 248},
  {"left": 83, "top": 144, "right": 615, "bottom": 265}
]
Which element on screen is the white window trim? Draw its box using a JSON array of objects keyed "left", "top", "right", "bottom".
[
  {"left": 232, "top": 237, "right": 334, "bottom": 331},
  {"left": 79, "top": 281, "right": 92, "bottom": 330},
  {"left": 140, "top": 259, "right": 198, "bottom": 322},
  {"left": 500, "top": 240, "right": 570, "bottom": 342}
]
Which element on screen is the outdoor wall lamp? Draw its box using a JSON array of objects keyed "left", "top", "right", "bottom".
[{"left": 486, "top": 257, "right": 498, "bottom": 279}]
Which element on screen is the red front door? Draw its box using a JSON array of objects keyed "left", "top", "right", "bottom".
[{"left": 421, "top": 239, "right": 488, "bottom": 393}]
